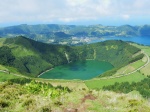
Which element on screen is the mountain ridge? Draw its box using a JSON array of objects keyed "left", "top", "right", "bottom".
[{"left": 0, "top": 24, "right": 149, "bottom": 44}]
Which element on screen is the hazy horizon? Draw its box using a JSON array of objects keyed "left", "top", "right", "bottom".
[{"left": 0, "top": 0, "right": 150, "bottom": 27}]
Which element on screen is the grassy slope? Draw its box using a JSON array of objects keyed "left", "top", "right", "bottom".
[
  {"left": 0, "top": 43, "right": 150, "bottom": 111},
  {"left": 85, "top": 43, "right": 150, "bottom": 89},
  {"left": 114, "top": 58, "right": 145, "bottom": 76},
  {"left": 131, "top": 44, "right": 150, "bottom": 76},
  {"left": 0, "top": 72, "right": 20, "bottom": 82},
  {"left": 0, "top": 38, "right": 5, "bottom": 47},
  {"left": 1, "top": 36, "right": 81, "bottom": 77},
  {"left": 85, "top": 72, "right": 146, "bottom": 89},
  {"left": 0, "top": 39, "right": 148, "bottom": 87},
  {"left": 0, "top": 82, "right": 150, "bottom": 112}
]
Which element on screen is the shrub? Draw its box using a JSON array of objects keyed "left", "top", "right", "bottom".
[{"left": 0, "top": 99, "right": 10, "bottom": 108}]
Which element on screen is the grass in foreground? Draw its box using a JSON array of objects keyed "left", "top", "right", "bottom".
[{"left": 0, "top": 81, "right": 150, "bottom": 112}]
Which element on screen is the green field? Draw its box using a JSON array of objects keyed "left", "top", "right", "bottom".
[
  {"left": 0, "top": 72, "right": 20, "bottom": 82},
  {"left": 131, "top": 43, "right": 150, "bottom": 76},
  {"left": 132, "top": 44, "right": 150, "bottom": 56},
  {"left": 85, "top": 72, "right": 146, "bottom": 89},
  {"left": 0, "top": 65, "right": 8, "bottom": 71},
  {"left": 0, "top": 38, "right": 6, "bottom": 47},
  {"left": 85, "top": 43, "right": 150, "bottom": 90},
  {"left": 113, "top": 58, "right": 145, "bottom": 76}
]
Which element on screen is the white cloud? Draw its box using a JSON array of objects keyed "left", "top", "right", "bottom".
[
  {"left": 0, "top": 0, "right": 150, "bottom": 25},
  {"left": 122, "top": 14, "right": 130, "bottom": 20}
]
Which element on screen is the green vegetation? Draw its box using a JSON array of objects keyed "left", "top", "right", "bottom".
[
  {"left": 0, "top": 72, "right": 19, "bottom": 82},
  {"left": 97, "top": 68, "right": 119, "bottom": 77},
  {"left": 113, "top": 58, "right": 145, "bottom": 76},
  {"left": 0, "top": 36, "right": 142, "bottom": 78},
  {"left": 76, "top": 40, "right": 142, "bottom": 78},
  {"left": 0, "top": 24, "right": 150, "bottom": 44},
  {"left": 0, "top": 36, "right": 78, "bottom": 77},
  {"left": 77, "top": 40, "right": 140, "bottom": 67},
  {"left": 8, "top": 78, "right": 71, "bottom": 98},
  {"left": 0, "top": 78, "right": 150, "bottom": 112},
  {"left": 103, "top": 76, "right": 150, "bottom": 98},
  {"left": 0, "top": 38, "right": 150, "bottom": 111},
  {"left": 129, "top": 53, "right": 144, "bottom": 63},
  {"left": 76, "top": 40, "right": 141, "bottom": 68},
  {"left": 0, "top": 46, "right": 15, "bottom": 66},
  {"left": 0, "top": 79, "right": 71, "bottom": 112},
  {"left": 131, "top": 43, "right": 150, "bottom": 76},
  {"left": 85, "top": 72, "right": 146, "bottom": 89}
]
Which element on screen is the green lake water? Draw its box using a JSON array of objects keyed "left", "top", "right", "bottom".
[{"left": 39, "top": 60, "right": 114, "bottom": 80}]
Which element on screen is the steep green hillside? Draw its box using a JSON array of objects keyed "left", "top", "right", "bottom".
[
  {"left": 76, "top": 40, "right": 141, "bottom": 67},
  {"left": 76, "top": 40, "right": 143, "bottom": 77},
  {"left": 0, "top": 41, "right": 149, "bottom": 112},
  {"left": 0, "top": 36, "right": 78, "bottom": 77},
  {"left": 0, "top": 36, "right": 142, "bottom": 78}
]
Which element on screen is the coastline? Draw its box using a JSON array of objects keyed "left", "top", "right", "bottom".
[{"left": 38, "top": 68, "right": 54, "bottom": 77}]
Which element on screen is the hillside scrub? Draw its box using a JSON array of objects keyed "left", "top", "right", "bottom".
[
  {"left": 103, "top": 76, "right": 150, "bottom": 98},
  {"left": 0, "top": 79, "right": 150, "bottom": 112}
]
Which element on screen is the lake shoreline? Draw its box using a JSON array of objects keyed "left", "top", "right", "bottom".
[
  {"left": 38, "top": 68, "right": 54, "bottom": 78},
  {"left": 38, "top": 60, "right": 114, "bottom": 80}
]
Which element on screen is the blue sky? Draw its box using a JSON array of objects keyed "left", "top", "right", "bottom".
[{"left": 0, "top": 0, "right": 150, "bottom": 26}]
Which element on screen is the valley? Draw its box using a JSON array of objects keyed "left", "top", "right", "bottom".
[
  {"left": 0, "top": 36, "right": 150, "bottom": 112},
  {"left": 1, "top": 0, "right": 150, "bottom": 111},
  {"left": 0, "top": 36, "right": 142, "bottom": 77}
]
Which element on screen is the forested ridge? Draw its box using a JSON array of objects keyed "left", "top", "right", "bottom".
[{"left": 0, "top": 36, "right": 143, "bottom": 77}]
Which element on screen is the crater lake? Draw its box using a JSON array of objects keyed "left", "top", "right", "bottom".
[{"left": 39, "top": 60, "right": 114, "bottom": 80}]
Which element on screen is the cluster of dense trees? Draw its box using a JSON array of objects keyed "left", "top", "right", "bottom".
[
  {"left": 0, "top": 46, "right": 15, "bottom": 66},
  {"left": 103, "top": 76, "right": 150, "bottom": 98}
]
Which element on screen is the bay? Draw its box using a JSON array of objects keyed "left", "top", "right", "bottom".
[{"left": 89, "top": 36, "right": 150, "bottom": 46}]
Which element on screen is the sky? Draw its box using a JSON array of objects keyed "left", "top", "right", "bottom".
[{"left": 0, "top": 0, "right": 150, "bottom": 27}]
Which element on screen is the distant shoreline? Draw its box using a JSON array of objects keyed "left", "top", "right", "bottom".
[{"left": 38, "top": 68, "right": 54, "bottom": 77}]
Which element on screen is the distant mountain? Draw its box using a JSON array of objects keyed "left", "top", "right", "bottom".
[
  {"left": 139, "top": 25, "right": 150, "bottom": 36},
  {"left": 0, "top": 24, "right": 149, "bottom": 44},
  {"left": 0, "top": 36, "right": 142, "bottom": 77}
]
